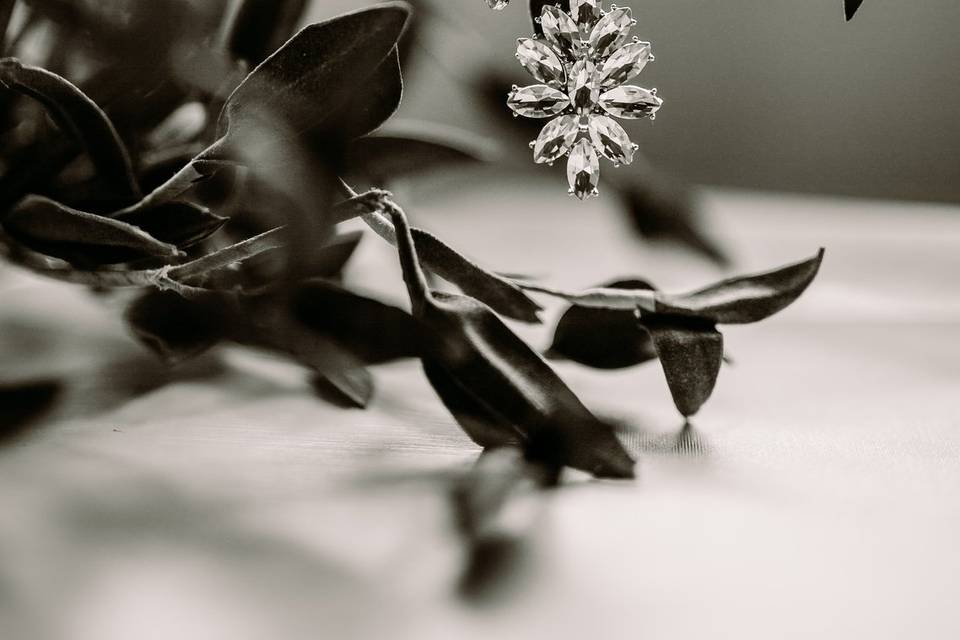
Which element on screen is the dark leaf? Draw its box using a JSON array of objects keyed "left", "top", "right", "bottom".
[
  {"left": 319, "top": 46, "right": 403, "bottom": 142},
  {"left": 845, "top": 0, "right": 865, "bottom": 21},
  {"left": 125, "top": 290, "right": 233, "bottom": 364},
  {"left": 211, "top": 3, "right": 411, "bottom": 153},
  {"left": 617, "top": 180, "right": 729, "bottom": 267},
  {"left": 546, "top": 279, "right": 657, "bottom": 369},
  {"left": 2, "top": 195, "right": 181, "bottom": 265},
  {"left": 312, "top": 367, "right": 374, "bottom": 409},
  {"left": 529, "top": 0, "right": 570, "bottom": 36},
  {"left": 411, "top": 227, "right": 543, "bottom": 323},
  {"left": 390, "top": 205, "right": 635, "bottom": 479},
  {"left": 345, "top": 122, "right": 491, "bottom": 181},
  {"left": 308, "top": 229, "right": 364, "bottom": 278},
  {"left": 117, "top": 201, "right": 226, "bottom": 248},
  {"left": 654, "top": 249, "right": 825, "bottom": 324},
  {"left": 641, "top": 314, "right": 723, "bottom": 418},
  {"left": 226, "top": 0, "right": 310, "bottom": 66},
  {"left": 290, "top": 280, "right": 425, "bottom": 365},
  {"left": 0, "top": 380, "right": 61, "bottom": 439},
  {"left": 0, "top": 58, "right": 141, "bottom": 205}
]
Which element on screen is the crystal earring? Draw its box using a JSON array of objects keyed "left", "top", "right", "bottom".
[{"left": 505, "top": 1, "right": 663, "bottom": 200}]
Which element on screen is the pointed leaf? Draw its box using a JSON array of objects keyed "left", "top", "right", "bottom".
[
  {"left": 2, "top": 195, "right": 181, "bottom": 265},
  {"left": 654, "top": 249, "right": 825, "bottom": 324},
  {"left": 0, "top": 58, "right": 141, "bottom": 205},
  {"left": 845, "top": 0, "right": 865, "bottom": 21},
  {"left": 125, "top": 291, "right": 233, "bottom": 364},
  {"left": 320, "top": 46, "right": 403, "bottom": 141},
  {"left": 213, "top": 3, "right": 411, "bottom": 150},
  {"left": 116, "top": 202, "right": 227, "bottom": 248},
  {"left": 547, "top": 279, "right": 657, "bottom": 369},
  {"left": 390, "top": 206, "right": 635, "bottom": 479},
  {"left": 641, "top": 315, "right": 723, "bottom": 417},
  {"left": 312, "top": 367, "right": 374, "bottom": 409}
]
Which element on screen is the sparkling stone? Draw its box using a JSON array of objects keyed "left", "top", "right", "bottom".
[
  {"left": 587, "top": 114, "right": 634, "bottom": 164},
  {"left": 599, "top": 85, "right": 662, "bottom": 119},
  {"left": 569, "top": 0, "right": 601, "bottom": 35},
  {"left": 598, "top": 41, "right": 652, "bottom": 89},
  {"left": 533, "top": 114, "right": 579, "bottom": 164},
  {"left": 516, "top": 38, "right": 565, "bottom": 86},
  {"left": 567, "top": 59, "right": 599, "bottom": 115},
  {"left": 567, "top": 138, "right": 600, "bottom": 200},
  {"left": 588, "top": 8, "right": 633, "bottom": 59},
  {"left": 485, "top": 0, "right": 509, "bottom": 10},
  {"left": 507, "top": 84, "right": 570, "bottom": 118},
  {"left": 540, "top": 6, "right": 580, "bottom": 58}
]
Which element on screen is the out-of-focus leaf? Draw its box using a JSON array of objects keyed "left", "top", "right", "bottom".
[
  {"left": 845, "top": 0, "right": 865, "bottom": 21},
  {"left": 312, "top": 367, "right": 374, "bottom": 409},
  {"left": 546, "top": 279, "right": 657, "bottom": 369},
  {"left": 654, "top": 249, "right": 825, "bottom": 324},
  {"left": 126, "top": 290, "right": 234, "bottom": 364},
  {"left": 529, "top": 0, "right": 570, "bottom": 36},
  {"left": 0, "top": 0, "right": 15, "bottom": 52},
  {"left": 0, "top": 58, "right": 141, "bottom": 204},
  {"left": 641, "top": 315, "right": 723, "bottom": 418},
  {"left": 345, "top": 122, "right": 492, "bottom": 181},
  {"left": 208, "top": 3, "right": 411, "bottom": 156},
  {"left": 117, "top": 202, "right": 226, "bottom": 248},
  {"left": 225, "top": 0, "right": 310, "bottom": 66},
  {"left": 290, "top": 280, "right": 424, "bottom": 365},
  {"left": 2, "top": 195, "right": 180, "bottom": 264},
  {"left": 0, "top": 380, "right": 61, "bottom": 438},
  {"left": 616, "top": 180, "right": 729, "bottom": 267},
  {"left": 390, "top": 205, "right": 635, "bottom": 479}
]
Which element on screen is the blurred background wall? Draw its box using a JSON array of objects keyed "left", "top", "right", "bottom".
[{"left": 312, "top": 0, "right": 960, "bottom": 203}]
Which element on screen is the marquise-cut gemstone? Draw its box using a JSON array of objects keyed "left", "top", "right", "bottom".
[
  {"left": 533, "top": 114, "right": 579, "bottom": 164},
  {"left": 587, "top": 115, "right": 634, "bottom": 164},
  {"left": 599, "top": 85, "right": 662, "bottom": 119},
  {"left": 569, "top": 0, "right": 601, "bottom": 35},
  {"left": 508, "top": 84, "right": 570, "bottom": 117},
  {"left": 567, "top": 59, "right": 599, "bottom": 115},
  {"left": 588, "top": 8, "right": 633, "bottom": 59},
  {"left": 485, "top": 0, "right": 509, "bottom": 9},
  {"left": 598, "top": 41, "right": 652, "bottom": 88},
  {"left": 540, "top": 6, "right": 580, "bottom": 58},
  {"left": 567, "top": 138, "right": 600, "bottom": 200},
  {"left": 516, "top": 38, "right": 565, "bottom": 85}
]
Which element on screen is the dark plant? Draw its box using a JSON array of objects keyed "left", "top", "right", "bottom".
[{"left": 0, "top": 1, "right": 826, "bottom": 489}]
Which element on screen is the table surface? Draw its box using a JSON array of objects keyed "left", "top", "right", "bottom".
[{"left": 2, "top": 176, "right": 959, "bottom": 640}]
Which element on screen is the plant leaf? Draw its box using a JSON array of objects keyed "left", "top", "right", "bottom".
[
  {"left": 641, "top": 314, "right": 723, "bottom": 418},
  {"left": 211, "top": 3, "right": 411, "bottom": 152},
  {"left": 654, "top": 249, "right": 825, "bottom": 324},
  {"left": 0, "top": 58, "right": 141, "bottom": 204},
  {"left": 345, "top": 122, "right": 492, "bottom": 181},
  {"left": 126, "top": 290, "right": 234, "bottom": 364},
  {"left": 290, "top": 280, "right": 425, "bottom": 365},
  {"left": 2, "top": 195, "right": 181, "bottom": 265},
  {"left": 320, "top": 46, "right": 403, "bottom": 142},
  {"left": 312, "top": 367, "right": 374, "bottom": 409},
  {"left": 845, "top": 0, "right": 865, "bottom": 21},
  {"left": 411, "top": 227, "right": 543, "bottom": 323},
  {"left": 390, "top": 205, "right": 635, "bottom": 479},
  {"left": 546, "top": 279, "right": 657, "bottom": 369},
  {"left": 116, "top": 202, "right": 227, "bottom": 248}
]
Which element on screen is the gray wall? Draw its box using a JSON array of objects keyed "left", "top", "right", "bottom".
[{"left": 313, "top": 1, "right": 960, "bottom": 202}]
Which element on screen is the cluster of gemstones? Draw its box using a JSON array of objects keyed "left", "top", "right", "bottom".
[{"left": 506, "top": 1, "right": 663, "bottom": 199}]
